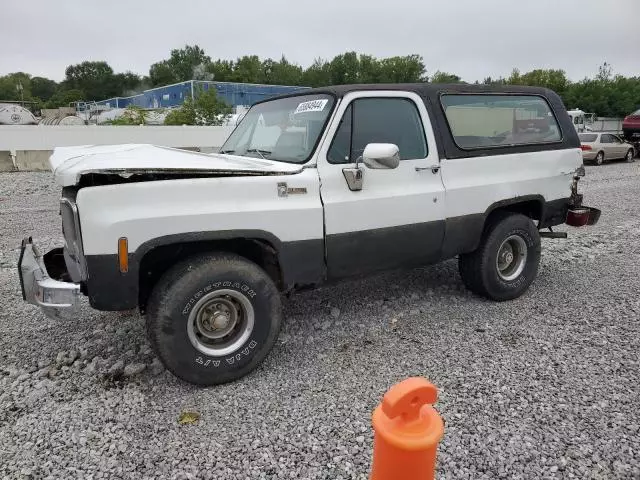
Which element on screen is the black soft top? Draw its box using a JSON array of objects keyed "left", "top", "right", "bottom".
[{"left": 260, "top": 83, "right": 558, "bottom": 103}]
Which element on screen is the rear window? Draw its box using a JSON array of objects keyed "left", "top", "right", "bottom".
[
  {"left": 579, "top": 133, "right": 598, "bottom": 142},
  {"left": 441, "top": 94, "right": 562, "bottom": 149}
]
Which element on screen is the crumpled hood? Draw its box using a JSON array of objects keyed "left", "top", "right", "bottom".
[{"left": 49, "top": 144, "right": 304, "bottom": 187}]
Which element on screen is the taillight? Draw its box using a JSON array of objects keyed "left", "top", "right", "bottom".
[{"left": 580, "top": 145, "right": 592, "bottom": 151}]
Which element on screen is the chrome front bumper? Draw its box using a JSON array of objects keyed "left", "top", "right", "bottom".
[{"left": 18, "top": 237, "right": 81, "bottom": 320}]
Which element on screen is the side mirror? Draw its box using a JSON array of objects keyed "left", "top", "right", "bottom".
[{"left": 362, "top": 143, "right": 400, "bottom": 169}]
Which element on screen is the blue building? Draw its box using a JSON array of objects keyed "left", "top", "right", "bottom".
[{"left": 95, "top": 80, "right": 310, "bottom": 111}]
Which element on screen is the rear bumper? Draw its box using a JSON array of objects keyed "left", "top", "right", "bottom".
[
  {"left": 18, "top": 237, "right": 81, "bottom": 320},
  {"left": 581, "top": 150, "right": 597, "bottom": 161}
]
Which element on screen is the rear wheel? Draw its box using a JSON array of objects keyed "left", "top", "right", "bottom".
[
  {"left": 625, "top": 149, "right": 635, "bottom": 163},
  {"left": 459, "top": 212, "right": 541, "bottom": 301},
  {"left": 595, "top": 151, "right": 604, "bottom": 165},
  {"left": 146, "top": 252, "right": 282, "bottom": 386}
]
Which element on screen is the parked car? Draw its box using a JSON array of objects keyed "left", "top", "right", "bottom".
[
  {"left": 622, "top": 109, "right": 640, "bottom": 139},
  {"left": 18, "top": 84, "right": 600, "bottom": 386},
  {"left": 578, "top": 132, "right": 636, "bottom": 165}
]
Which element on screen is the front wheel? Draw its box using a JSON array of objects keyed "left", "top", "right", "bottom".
[
  {"left": 625, "top": 149, "right": 635, "bottom": 163},
  {"left": 459, "top": 212, "right": 541, "bottom": 301},
  {"left": 146, "top": 252, "right": 282, "bottom": 386}
]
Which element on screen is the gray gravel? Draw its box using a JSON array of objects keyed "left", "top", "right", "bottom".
[{"left": 2, "top": 161, "right": 640, "bottom": 479}]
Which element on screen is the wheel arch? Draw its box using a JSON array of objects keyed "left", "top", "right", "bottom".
[
  {"left": 136, "top": 230, "right": 285, "bottom": 313},
  {"left": 442, "top": 195, "right": 546, "bottom": 258}
]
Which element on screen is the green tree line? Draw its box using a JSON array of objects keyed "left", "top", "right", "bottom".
[{"left": 1, "top": 45, "right": 638, "bottom": 117}]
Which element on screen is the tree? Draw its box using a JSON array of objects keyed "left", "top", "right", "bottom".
[
  {"left": 232, "top": 56, "right": 264, "bottom": 83},
  {"left": 207, "top": 60, "right": 234, "bottom": 82},
  {"left": 113, "top": 72, "right": 142, "bottom": 96},
  {"left": 44, "top": 89, "right": 85, "bottom": 108},
  {"left": 0, "top": 72, "right": 32, "bottom": 101},
  {"left": 64, "top": 61, "right": 118, "bottom": 100},
  {"left": 430, "top": 71, "right": 463, "bottom": 84},
  {"left": 149, "top": 45, "right": 211, "bottom": 86},
  {"left": 377, "top": 55, "right": 426, "bottom": 83},
  {"left": 30, "top": 77, "right": 58, "bottom": 102},
  {"left": 164, "top": 87, "right": 232, "bottom": 126},
  {"left": 263, "top": 56, "right": 303, "bottom": 85},
  {"left": 301, "top": 58, "right": 331, "bottom": 87}
]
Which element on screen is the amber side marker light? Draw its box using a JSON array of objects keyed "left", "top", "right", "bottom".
[{"left": 118, "top": 237, "right": 129, "bottom": 273}]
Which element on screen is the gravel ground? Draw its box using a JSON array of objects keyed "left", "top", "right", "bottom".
[{"left": 1, "top": 161, "right": 640, "bottom": 479}]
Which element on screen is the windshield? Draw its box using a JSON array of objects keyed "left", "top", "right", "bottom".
[
  {"left": 219, "top": 94, "right": 335, "bottom": 164},
  {"left": 579, "top": 133, "right": 598, "bottom": 142}
]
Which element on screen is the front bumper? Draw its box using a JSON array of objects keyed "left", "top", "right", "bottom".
[{"left": 18, "top": 237, "right": 81, "bottom": 320}]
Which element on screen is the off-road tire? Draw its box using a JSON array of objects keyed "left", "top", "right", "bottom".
[
  {"left": 458, "top": 212, "right": 541, "bottom": 301},
  {"left": 146, "top": 252, "right": 282, "bottom": 386}
]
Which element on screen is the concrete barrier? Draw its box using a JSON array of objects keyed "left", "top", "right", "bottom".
[
  {"left": 0, "top": 125, "right": 234, "bottom": 151},
  {"left": 0, "top": 125, "right": 235, "bottom": 171},
  {"left": 15, "top": 150, "right": 53, "bottom": 171},
  {"left": 0, "top": 151, "right": 15, "bottom": 172}
]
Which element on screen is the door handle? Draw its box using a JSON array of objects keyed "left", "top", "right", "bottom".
[{"left": 416, "top": 165, "right": 440, "bottom": 174}]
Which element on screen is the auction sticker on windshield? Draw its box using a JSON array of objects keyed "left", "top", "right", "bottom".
[{"left": 294, "top": 99, "right": 328, "bottom": 115}]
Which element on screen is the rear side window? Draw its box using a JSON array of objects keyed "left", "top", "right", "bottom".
[{"left": 441, "top": 94, "right": 562, "bottom": 149}]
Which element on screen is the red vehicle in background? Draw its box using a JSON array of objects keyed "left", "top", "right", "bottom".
[
  {"left": 622, "top": 109, "right": 640, "bottom": 157},
  {"left": 623, "top": 109, "right": 640, "bottom": 138}
]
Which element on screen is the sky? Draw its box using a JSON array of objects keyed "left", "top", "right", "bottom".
[{"left": 2, "top": 0, "right": 639, "bottom": 83}]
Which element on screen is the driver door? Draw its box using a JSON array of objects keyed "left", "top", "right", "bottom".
[{"left": 316, "top": 91, "right": 446, "bottom": 280}]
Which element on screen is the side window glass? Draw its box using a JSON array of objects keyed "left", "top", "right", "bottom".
[
  {"left": 351, "top": 98, "right": 428, "bottom": 161},
  {"left": 441, "top": 94, "right": 562, "bottom": 149},
  {"left": 601, "top": 134, "right": 611, "bottom": 144},
  {"left": 327, "top": 104, "right": 352, "bottom": 164}
]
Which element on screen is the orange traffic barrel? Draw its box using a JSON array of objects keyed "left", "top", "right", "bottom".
[{"left": 370, "top": 377, "right": 444, "bottom": 480}]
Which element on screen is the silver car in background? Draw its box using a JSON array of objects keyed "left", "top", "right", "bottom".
[{"left": 579, "top": 132, "right": 636, "bottom": 165}]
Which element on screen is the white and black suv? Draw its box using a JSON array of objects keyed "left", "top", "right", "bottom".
[{"left": 18, "top": 84, "right": 600, "bottom": 386}]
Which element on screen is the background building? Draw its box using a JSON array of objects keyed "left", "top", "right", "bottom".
[{"left": 93, "top": 80, "right": 309, "bottom": 110}]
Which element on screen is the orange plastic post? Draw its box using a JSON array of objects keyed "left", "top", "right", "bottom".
[{"left": 370, "top": 377, "right": 444, "bottom": 480}]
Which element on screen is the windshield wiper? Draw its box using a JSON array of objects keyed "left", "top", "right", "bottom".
[
  {"left": 219, "top": 149, "right": 235, "bottom": 154},
  {"left": 245, "top": 149, "right": 272, "bottom": 160}
]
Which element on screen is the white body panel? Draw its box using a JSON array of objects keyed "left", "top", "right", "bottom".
[
  {"left": 76, "top": 169, "right": 323, "bottom": 255},
  {"left": 49, "top": 144, "right": 303, "bottom": 187},
  {"left": 441, "top": 148, "right": 582, "bottom": 218},
  {"left": 316, "top": 91, "right": 445, "bottom": 235}
]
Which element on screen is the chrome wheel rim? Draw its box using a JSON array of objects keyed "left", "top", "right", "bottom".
[
  {"left": 187, "top": 289, "right": 254, "bottom": 356},
  {"left": 496, "top": 235, "right": 528, "bottom": 281},
  {"left": 627, "top": 150, "right": 633, "bottom": 161}
]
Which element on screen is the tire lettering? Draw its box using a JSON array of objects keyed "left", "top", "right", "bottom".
[
  {"left": 196, "top": 356, "right": 204, "bottom": 365},
  {"left": 242, "top": 348, "right": 250, "bottom": 356},
  {"left": 226, "top": 357, "right": 234, "bottom": 365},
  {"left": 223, "top": 281, "right": 231, "bottom": 287},
  {"left": 249, "top": 340, "right": 257, "bottom": 349},
  {"left": 235, "top": 354, "right": 241, "bottom": 361}
]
